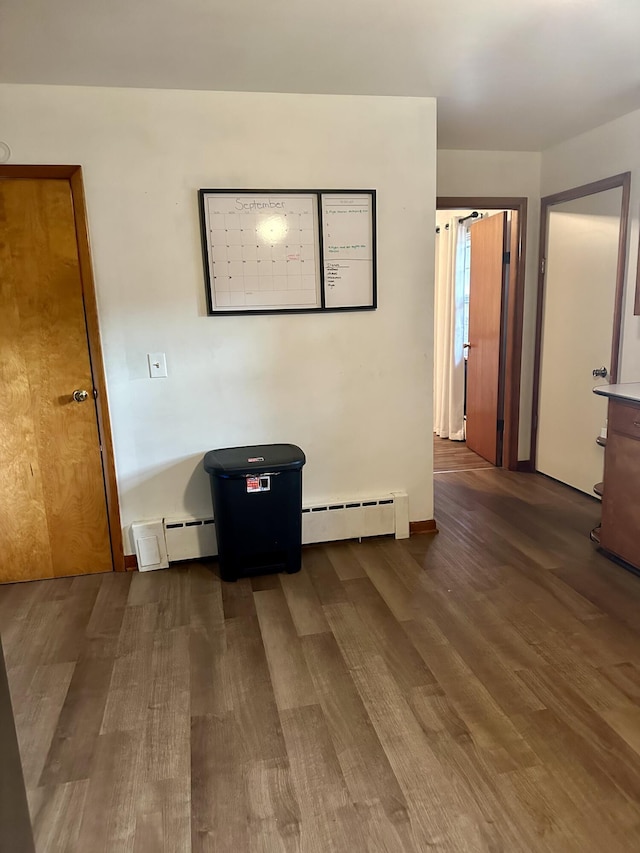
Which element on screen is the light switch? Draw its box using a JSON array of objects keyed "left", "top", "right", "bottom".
[{"left": 148, "top": 352, "right": 168, "bottom": 378}]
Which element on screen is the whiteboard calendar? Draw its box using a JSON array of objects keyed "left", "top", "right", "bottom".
[
  {"left": 321, "top": 193, "right": 375, "bottom": 309},
  {"left": 199, "top": 190, "right": 376, "bottom": 315}
]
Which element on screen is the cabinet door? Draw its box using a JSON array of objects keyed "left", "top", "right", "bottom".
[{"left": 601, "top": 429, "right": 640, "bottom": 567}]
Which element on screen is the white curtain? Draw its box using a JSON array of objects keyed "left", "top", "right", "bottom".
[{"left": 433, "top": 218, "right": 466, "bottom": 440}]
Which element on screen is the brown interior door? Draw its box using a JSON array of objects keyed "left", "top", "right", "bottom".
[
  {"left": 466, "top": 212, "right": 507, "bottom": 465},
  {"left": 0, "top": 178, "right": 113, "bottom": 582}
]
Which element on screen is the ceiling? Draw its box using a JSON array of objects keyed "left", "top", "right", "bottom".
[{"left": 2, "top": 0, "right": 640, "bottom": 150}]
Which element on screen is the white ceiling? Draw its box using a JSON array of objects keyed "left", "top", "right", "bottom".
[{"left": 2, "top": 0, "right": 640, "bottom": 150}]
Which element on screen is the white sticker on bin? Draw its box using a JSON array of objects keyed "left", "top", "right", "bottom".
[
  {"left": 246, "top": 475, "right": 271, "bottom": 493},
  {"left": 247, "top": 456, "right": 265, "bottom": 463}
]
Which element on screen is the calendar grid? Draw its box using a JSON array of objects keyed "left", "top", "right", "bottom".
[
  {"left": 198, "top": 189, "right": 377, "bottom": 315},
  {"left": 204, "top": 194, "right": 321, "bottom": 311}
]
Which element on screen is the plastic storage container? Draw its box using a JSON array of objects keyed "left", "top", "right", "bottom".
[{"left": 203, "top": 443, "right": 305, "bottom": 582}]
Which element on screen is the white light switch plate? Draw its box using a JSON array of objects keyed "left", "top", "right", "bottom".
[{"left": 148, "top": 352, "right": 167, "bottom": 378}]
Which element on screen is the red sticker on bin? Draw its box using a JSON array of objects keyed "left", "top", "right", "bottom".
[
  {"left": 246, "top": 477, "right": 261, "bottom": 492},
  {"left": 247, "top": 456, "right": 264, "bottom": 463}
]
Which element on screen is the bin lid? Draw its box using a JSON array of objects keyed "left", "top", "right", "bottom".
[{"left": 203, "top": 443, "right": 305, "bottom": 476}]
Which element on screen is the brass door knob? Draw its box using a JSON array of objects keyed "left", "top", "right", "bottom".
[{"left": 72, "top": 389, "right": 89, "bottom": 403}]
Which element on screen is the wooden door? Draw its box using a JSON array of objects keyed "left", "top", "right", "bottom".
[
  {"left": 466, "top": 212, "right": 507, "bottom": 465},
  {"left": 0, "top": 178, "right": 113, "bottom": 582},
  {"left": 536, "top": 187, "right": 622, "bottom": 495}
]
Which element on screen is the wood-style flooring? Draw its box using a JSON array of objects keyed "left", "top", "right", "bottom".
[
  {"left": 433, "top": 435, "right": 494, "bottom": 473},
  {"left": 3, "top": 469, "right": 640, "bottom": 851}
]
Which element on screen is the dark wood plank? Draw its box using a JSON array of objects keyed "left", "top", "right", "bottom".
[
  {"left": 301, "top": 631, "right": 416, "bottom": 849},
  {"left": 189, "top": 626, "right": 233, "bottom": 718},
  {"left": 343, "top": 575, "right": 439, "bottom": 698},
  {"left": 143, "top": 626, "right": 190, "bottom": 783},
  {"left": 225, "top": 614, "right": 288, "bottom": 762},
  {"left": 279, "top": 703, "right": 362, "bottom": 850},
  {"left": 74, "top": 731, "right": 144, "bottom": 852},
  {"left": 100, "top": 604, "right": 156, "bottom": 734},
  {"left": 302, "top": 545, "right": 348, "bottom": 605},
  {"left": 433, "top": 436, "right": 494, "bottom": 473},
  {"left": 250, "top": 573, "right": 282, "bottom": 591},
  {"left": 0, "top": 639, "right": 35, "bottom": 853},
  {"left": 244, "top": 757, "right": 301, "bottom": 852},
  {"left": 221, "top": 577, "right": 257, "bottom": 619},
  {"left": 253, "top": 587, "right": 317, "bottom": 711},
  {"left": 191, "top": 713, "right": 248, "bottom": 853},
  {"left": 279, "top": 567, "right": 329, "bottom": 636},
  {"left": 29, "top": 781, "right": 88, "bottom": 853},
  {"left": 39, "top": 653, "right": 116, "bottom": 785},
  {"left": 133, "top": 777, "right": 191, "bottom": 853},
  {"left": 13, "top": 662, "right": 76, "bottom": 790},
  {"left": 3, "top": 468, "right": 640, "bottom": 851},
  {"left": 324, "top": 601, "right": 489, "bottom": 848}
]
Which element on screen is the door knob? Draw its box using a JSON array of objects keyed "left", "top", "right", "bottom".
[
  {"left": 72, "top": 389, "right": 89, "bottom": 403},
  {"left": 592, "top": 367, "right": 608, "bottom": 379}
]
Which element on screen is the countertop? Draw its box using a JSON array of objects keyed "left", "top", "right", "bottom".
[{"left": 593, "top": 383, "right": 640, "bottom": 403}]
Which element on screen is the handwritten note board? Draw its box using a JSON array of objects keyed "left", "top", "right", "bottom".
[{"left": 198, "top": 189, "right": 376, "bottom": 315}]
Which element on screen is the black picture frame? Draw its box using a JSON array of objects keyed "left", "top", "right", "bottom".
[{"left": 198, "top": 188, "right": 377, "bottom": 316}]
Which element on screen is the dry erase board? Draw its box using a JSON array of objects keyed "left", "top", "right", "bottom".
[{"left": 198, "top": 189, "right": 376, "bottom": 315}]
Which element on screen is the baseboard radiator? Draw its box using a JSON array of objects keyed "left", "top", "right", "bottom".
[{"left": 130, "top": 491, "right": 409, "bottom": 571}]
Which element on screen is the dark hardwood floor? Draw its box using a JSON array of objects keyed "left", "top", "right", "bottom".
[
  {"left": 434, "top": 435, "right": 494, "bottom": 473},
  {"left": 3, "top": 469, "right": 640, "bottom": 851}
]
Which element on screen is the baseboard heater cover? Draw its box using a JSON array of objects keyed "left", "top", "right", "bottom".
[
  {"left": 302, "top": 491, "right": 408, "bottom": 544},
  {"left": 164, "top": 516, "right": 218, "bottom": 562},
  {"left": 130, "top": 520, "right": 169, "bottom": 572},
  {"left": 131, "top": 491, "right": 409, "bottom": 565}
]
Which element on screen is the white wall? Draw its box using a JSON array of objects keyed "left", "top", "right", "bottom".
[
  {"left": 541, "top": 108, "right": 640, "bottom": 383},
  {"left": 0, "top": 85, "right": 437, "bottom": 550},
  {"left": 437, "top": 150, "right": 542, "bottom": 460}
]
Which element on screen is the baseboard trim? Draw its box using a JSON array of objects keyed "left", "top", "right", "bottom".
[
  {"left": 409, "top": 519, "right": 439, "bottom": 536},
  {"left": 124, "top": 554, "right": 138, "bottom": 571},
  {"left": 516, "top": 460, "right": 534, "bottom": 473}
]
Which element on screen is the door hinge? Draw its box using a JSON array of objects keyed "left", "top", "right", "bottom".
[
  {"left": 540, "top": 257, "right": 546, "bottom": 275},
  {"left": 503, "top": 251, "right": 511, "bottom": 265},
  {"left": 497, "top": 419, "right": 505, "bottom": 434}
]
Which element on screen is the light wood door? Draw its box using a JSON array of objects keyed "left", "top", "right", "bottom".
[
  {"left": 466, "top": 212, "right": 507, "bottom": 465},
  {"left": 536, "top": 188, "right": 622, "bottom": 495},
  {"left": 0, "top": 178, "right": 113, "bottom": 582}
]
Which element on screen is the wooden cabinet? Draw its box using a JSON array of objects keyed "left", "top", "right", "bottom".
[{"left": 600, "top": 398, "right": 640, "bottom": 569}]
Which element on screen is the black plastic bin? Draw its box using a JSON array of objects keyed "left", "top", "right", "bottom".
[{"left": 203, "top": 443, "right": 306, "bottom": 582}]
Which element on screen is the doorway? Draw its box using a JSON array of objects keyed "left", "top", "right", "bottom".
[
  {"left": 0, "top": 165, "right": 123, "bottom": 582},
  {"left": 434, "top": 197, "right": 527, "bottom": 473},
  {"left": 531, "top": 173, "right": 631, "bottom": 495}
]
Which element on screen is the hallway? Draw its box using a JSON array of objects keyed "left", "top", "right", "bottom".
[{"left": 433, "top": 435, "right": 494, "bottom": 473}]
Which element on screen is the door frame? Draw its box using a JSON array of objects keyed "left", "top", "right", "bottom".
[
  {"left": 529, "top": 172, "right": 631, "bottom": 469},
  {"left": 0, "top": 164, "right": 125, "bottom": 572},
  {"left": 436, "top": 196, "right": 527, "bottom": 471}
]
